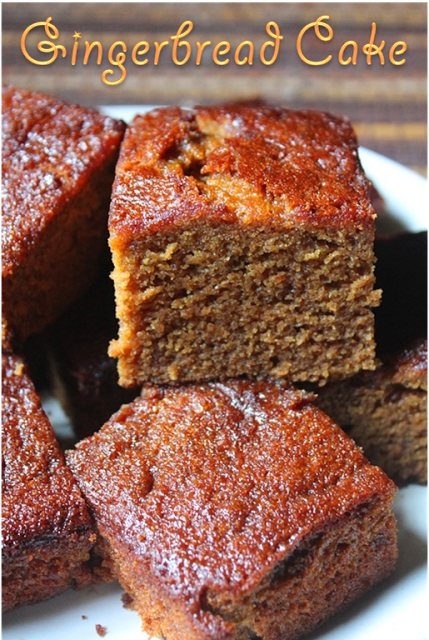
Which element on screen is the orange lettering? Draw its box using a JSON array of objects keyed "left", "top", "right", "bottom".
[
  {"left": 260, "top": 21, "right": 283, "bottom": 65},
  {"left": 297, "top": 15, "right": 333, "bottom": 66},
  {"left": 213, "top": 41, "right": 230, "bottom": 65},
  {"left": 21, "top": 17, "right": 66, "bottom": 65},
  {"left": 339, "top": 41, "right": 358, "bottom": 65},
  {"left": 362, "top": 23, "right": 385, "bottom": 65},
  {"left": 84, "top": 41, "right": 103, "bottom": 65},
  {"left": 235, "top": 41, "right": 254, "bottom": 66},
  {"left": 102, "top": 41, "right": 127, "bottom": 85},
  {"left": 196, "top": 41, "right": 211, "bottom": 65},
  {"left": 132, "top": 41, "right": 149, "bottom": 65},
  {"left": 154, "top": 41, "right": 169, "bottom": 65},
  {"left": 171, "top": 21, "right": 193, "bottom": 65},
  {"left": 389, "top": 41, "right": 406, "bottom": 65}
]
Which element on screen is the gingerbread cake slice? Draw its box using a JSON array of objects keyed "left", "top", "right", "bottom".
[
  {"left": 317, "top": 232, "right": 427, "bottom": 485},
  {"left": 1, "top": 85, "right": 125, "bottom": 343},
  {"left": 2, "top": 353, "right": 95, "bottom": 612},
  {"left": 67, "top": 380, "right": 397, "bottom": 640},
  {"left": 317, "top": 338, "right": 427, "bottom": 485},
  {"left": 108, "top": 105, "right": 379, "bottom": 387}
]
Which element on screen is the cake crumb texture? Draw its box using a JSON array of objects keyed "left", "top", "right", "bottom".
[{"left": 316, "top": 232, "right": 427, "bottom": 485}]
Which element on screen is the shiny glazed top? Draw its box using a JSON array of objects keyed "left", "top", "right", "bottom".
[
  {"left": 109, "top": 105, "right": 374, "bottom": 244},
  {"left": 2, "top": 85, "right": 125, "bottom": 277},
  {"left": 2, "top": 354, "right": 92, "bottom": 551},
  {"left": 68, "top": 380, "right": 395, "bottom": 611}
]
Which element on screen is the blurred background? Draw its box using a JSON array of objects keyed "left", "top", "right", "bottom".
[{"left": 2, "top": 2, "right": 427, "bottom": 175}]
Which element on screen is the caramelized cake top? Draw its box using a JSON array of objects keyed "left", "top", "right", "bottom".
[
  {"left": 2, "top": 85, "right": 125, "bottom": 277},
  {"left": 2, "top": 353, "right": 92, "bottom": 550},
  {"left": 68, "top": 380, "right": 395, "bottom": 604},
  {"left": 109, "top": 105, "right": 374, "bottom": 245}
]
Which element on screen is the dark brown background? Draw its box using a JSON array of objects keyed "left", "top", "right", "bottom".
[{"left": 2, "top": 2, "right": 427, "bottom": 175}]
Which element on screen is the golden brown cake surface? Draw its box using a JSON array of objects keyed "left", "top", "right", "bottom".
[
  {"left": 109, "top": 106, "right": 379, "bottom": 387},
  {"left": 2, "top": 353, "right": 95, "bottom": 612},
  {"left": 109, "top": 106, "right": 374, "bottom": 240},
  {"left": 2, "top": 85, "right": 125, "bottom": 341},
  {"left": 67, "top": 379, "right": 397, "bottom": 640}
]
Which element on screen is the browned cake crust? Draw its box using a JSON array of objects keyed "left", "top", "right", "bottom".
[
  {"left": 67, "top": 380, "right": 397, "bottom": 640},
  {"left": 2, "top": 353, "right": 96, "bottom": 613},
  {"left": 108, "top": 105, "right": 379, "bottom": 387},
  {"left": 316, "top": 232, "right": 427, "bottom": 485},
  {"left": 317, "top": 338, "right": 427, "bottom": 485},
  {"left": 1, "top": 86, "right": 125, "bottom": 343},
  {"left": 49, "top": 271, "right": 138, "bottom": 439}
]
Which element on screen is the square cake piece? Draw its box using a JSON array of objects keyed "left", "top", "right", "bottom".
[
  {"left": 108, "top": 105, "right": 379, "bottom": 387},
  {"left": 317, "top": 232, "right": 427, "bottom": 485},
  {"left": 317, "top": 338, "right": 427, "bottom": 485},
  {"left": 67, "top": 380, "right": 397, "bottom": 640},
  {"left": 1, "top": 85, "right": 125, "bottom": 342},
  {"left": 2, "top": 353, "right": 95, "bottom": 612}
]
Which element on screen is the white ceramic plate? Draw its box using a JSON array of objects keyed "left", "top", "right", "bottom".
[{"left": 3, "top": 108, "right": 428, "bottom": 640}]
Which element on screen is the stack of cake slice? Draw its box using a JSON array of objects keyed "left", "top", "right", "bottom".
[
  {"left": 3, "top": 90, "right": 426, "bottom": 640},
  {"left": 1, "top": 86, "right": 125, "bottom": 610},
  {"left": 67, "top": 104, "right": 401, "bottom": 640}
]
